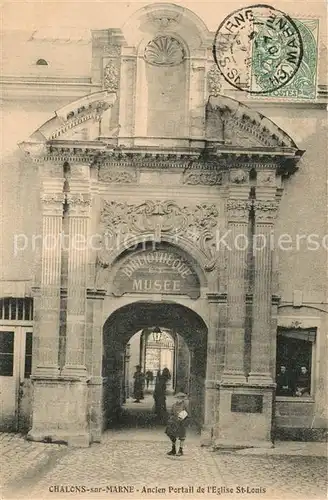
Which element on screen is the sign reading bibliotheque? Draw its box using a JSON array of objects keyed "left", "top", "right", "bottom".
[{"left": 113, "top": 249, "right": 200, "bottom": 299}]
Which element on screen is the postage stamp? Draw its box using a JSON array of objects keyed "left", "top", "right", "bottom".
[
  {"left": 251, "top": 18, "right": 319, "bottom": 100},
  {"left": 213, "top": 4, "right": 304, "bottom": 94}
]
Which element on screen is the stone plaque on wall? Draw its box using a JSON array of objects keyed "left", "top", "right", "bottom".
[
  {"left": 113, "top": 248, "right": 200, "bottom": 298},
  {"left": 231, "top": 394, "right": 263, "bottom": 413}
]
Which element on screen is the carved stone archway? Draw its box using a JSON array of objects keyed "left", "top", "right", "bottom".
[
  {"left": 19, "top": 86, "right": 304, "bottom": 447},
  {"left": 102, "top": 300, "right": 208, "bottom": 430}
]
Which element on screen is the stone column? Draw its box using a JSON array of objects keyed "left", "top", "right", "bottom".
[
  {"left": 222, "top": 198, "right": 251, "bottom": 383},
  {"left": 248, "top": 199, "right": 277, "bottom": 384},
  {"left": 86, "top": 290, "right": 105, "bottom": 442},
  {"left": 34, "top": 193, "right": 65, "bottom": 377},
  {"left": 189, "top": 57, "right": 206, "bottom": 138},
  {"left": 134, "top": 58, "right": 148, "bottom": 137},
  {"left": 118, "top": 54, "right": 137, "bottom": 142},
  {"left": 62, "top": 193, "right": 91, "bottom": 378},
  {"left": 202, "top": 292, "right": 220, "bottom": 444}
]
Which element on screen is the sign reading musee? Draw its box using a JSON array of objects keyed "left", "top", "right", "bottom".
[{"left": 113, "top": 249, "right": 200, "bottom": 298}]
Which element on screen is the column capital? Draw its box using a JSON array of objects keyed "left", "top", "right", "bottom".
[
  {"left": 41, "top": 193, "right": 65, "bottom": 215},
  {"left": 253, "top": 200, "right": 278, "bottom": 223},
  {"left": 67, "top": 193, "right": 92, "bottom": 216},
  {"left": 226, "top": 199, "right": 252, "bottom": 223}
]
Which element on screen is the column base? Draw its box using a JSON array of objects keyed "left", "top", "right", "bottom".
[
  {"left": 221, "top": 370, "right": 247, "bottom": 384},
  {"left": 214, "top": 385, "right": 274, "bottom": 447},
  {"left": 214, "top": 438, "right": 274, "bottom": 450},
  {"left": 29, "top": 378, "right": 90, "bottom": 447},
  {"left": 88, "top": 381, "right": 103, "bottom": 443},
  {"left": 33, "top": 365, "right": 60, "bottom": 378},
  {"left": 248, "top": 372, "right": 274, "bottom": 385},
  {"left": 200, "top": 426, "right": 214, "bottom": 446},
  {"left": 61, "top": 365, "right": 88, "bottom": 379},
  {"left": 27, "top": 430, "right": 90, "bottom": 448}
]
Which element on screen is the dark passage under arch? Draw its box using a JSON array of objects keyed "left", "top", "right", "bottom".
[{"left": 102, "top": 301, "right": 208, "bottom": 431}]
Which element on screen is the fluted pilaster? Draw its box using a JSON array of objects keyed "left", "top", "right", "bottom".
[
  {"left": 189, "top": 61, "right": 206, "bottom": 138},
  {"left": 222, "top": 199, "right": 251, "bottom": 383},
  {"left": 62, "top": 193, "right": 91, "bottom": 378},
  {"left": 119, "top": 55, "right": 137, "bottom": 139},
  {"left": 203, "top": 293, "right": 220, "bottom": 431},
  {"left": 248, "top": 200, "right": 277, "bottom": 384},
  {"left": 34, "top": 193, "right": 65, "bottom": 377}
]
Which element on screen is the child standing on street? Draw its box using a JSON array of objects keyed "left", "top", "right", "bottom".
[{"left": 165, "top": 392, "right": 189, "bottom": 456}]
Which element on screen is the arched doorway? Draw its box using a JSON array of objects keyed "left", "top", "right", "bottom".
[{"left": 102, "top": 301, "right": 208, "bottom": 430}]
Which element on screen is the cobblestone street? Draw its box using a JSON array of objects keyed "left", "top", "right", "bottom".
[{"left": 1, "top": 397, "right": 327, "bottom": 500}]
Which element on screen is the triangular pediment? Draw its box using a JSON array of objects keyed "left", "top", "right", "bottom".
[
  {"left": 206, "top": 95, "right": 297, "bottom": 149},
  {"left": 19, "top": 91, "right": 303, "bottom": 170},
  {"left": 20, "top": 91, "right": 117, "bottom": 152}
]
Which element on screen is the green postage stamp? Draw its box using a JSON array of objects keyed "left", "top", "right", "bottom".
[
  {"left": 250, "top": 18, "right": 319, "bottom": 99},
  {"left": 213, "top": 5, "right": 319, "bottom": 100}
]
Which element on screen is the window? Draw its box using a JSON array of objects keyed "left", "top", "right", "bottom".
[
  {"left": 276, "top": 328, "right": 315, "bottom": 398},
  {"left": 0, "top": 297, "right": 33, "bottom": 321},
  {"left": 24, "top": 332, "right": 33, "bottom": 378},
  {"left": 0, "top": 331, "right": 14, "bottom": 376},
  {"left": 36, "top": 59, "right": 48, "bottom": 66}
]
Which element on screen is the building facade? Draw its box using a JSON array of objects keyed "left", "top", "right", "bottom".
[{"left": 1, "top": 3, "right": 327, "bottom": 447}]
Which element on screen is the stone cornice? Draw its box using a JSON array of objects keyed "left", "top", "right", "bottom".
[
  {"left": 26, "top": 140, "right": 303, "bottom": 177},
  {"left": 86, "top": 288, "right": 107, "bottom": 299}
]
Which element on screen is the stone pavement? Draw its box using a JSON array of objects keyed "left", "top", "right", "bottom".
[
  {"left": 1, "top": 396, "right": 327, "bottom": 500},
  {"left": 2, "top": 432, "right": 327, "bottom": 500},
  {"left": 0, "top": 432, "right": 66, "bottom": 498}
]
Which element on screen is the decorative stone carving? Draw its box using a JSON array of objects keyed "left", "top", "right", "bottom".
[
  {"left": 103, "top": 44, "right": 121, "bottom": 56},
  {"left": 183, "top": 171, "right": 222, "bottom": 185},
  {"left": 49, "top": 98, "right": 116, "bottom": 140},
  {"left": 230, "top": 169, "right": 248, "bottom": 184},
  {"left": 225, "top": 119, "right": 263, "bottom": 146},
  {"left": 67, "top": 193, "right": 91, "bottom": 215},
  {"left": 144, "top": 36, "right": 185, "bottom": 66},
  {"left": 290, "top": 320, "right": 303, "bottom": 329},
  {"left": 207, "top": 64, "right": 222, "bottom": 97},
  {"left": 208, "top": 96, "right": 298, "bottom": 148},
  {"left": 253, "top": 200, "right": 278, "bottom": 222},
  {"left": 40, "top": 193, "right": 65, "bottom": 215},
  {"left": 67, "top": 193, "right": 91, "bottom": 205},
  {"left": 41, "top": 193, "right": 65, "bottom": 205},
  {"left": 148, "top": 13, "right": 180, "bottom": 29},
  {"left": 103, "top": 62, "right": 119, "bottom": 92},
  {"left": 98, "top": 168, "right": 137, "bottom": 183},
  {"left": 226, "top": 199, "right": 252, "bottom": 223},
  {"left": 257, "top": 171, "right": 276, "bottom": 186},
  {"left": 99, "top": 200, "right": 219, "bottom": 269}
]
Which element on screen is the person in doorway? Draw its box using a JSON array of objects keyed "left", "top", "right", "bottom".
[
  {"left": 276, "top": 365, "right": 293, "bottom": 396},
  {"left": 165, "top": 392, "right": 189, "bottom": 456},
  {"left": 162, "top": 367, "right": 171, "bottom": 384},
  {"left": 153, "top": 370, "right": 167, "bottom": 422},
  {"left": 295, "top": 365, "right": 310, "bottom": 397},
  {"left": 133, "top": 365, "right": 145, "bottom": 403},
  {"left": 145, "top": 370, "right": 154, "bottom": 389}
]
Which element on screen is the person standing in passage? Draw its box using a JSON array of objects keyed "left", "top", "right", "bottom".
[
  {"left": 145, "top": 370, "right": 154, "bottom": 389},
  {"left": 133, "top": 365, "right": 145, "bottom": 403},
  {"left": 153, "top": 370, "right": 167, "bottom": 422},
  {"left": 162, "top": 367, "right": 171, "bottom": 384},
  {"left": 165, "top": 392, "right": 189, "bottom": 456}
]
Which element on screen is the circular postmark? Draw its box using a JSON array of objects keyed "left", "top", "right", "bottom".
[{"left": 213, "top": 4, "right": 303, "bottom": 94}]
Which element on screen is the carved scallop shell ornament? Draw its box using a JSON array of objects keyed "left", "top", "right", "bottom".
[{"left": 144, "top": 36, "right": 185, "bottom": 66}]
